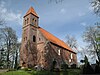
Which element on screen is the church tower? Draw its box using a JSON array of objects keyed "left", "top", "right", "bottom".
[{"left": 20, "top": 7, "right": 39, "bottom": 68}]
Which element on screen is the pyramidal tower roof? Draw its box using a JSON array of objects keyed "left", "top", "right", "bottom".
[{"left": 24, "top": 7, "right": 39, "bottom": 18}]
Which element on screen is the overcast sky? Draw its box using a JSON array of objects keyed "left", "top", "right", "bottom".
[{"left": 0, "top": 0, "right": 99, "bottom": 63}]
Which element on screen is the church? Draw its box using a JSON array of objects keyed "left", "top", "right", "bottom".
[{"left": 20, "top": 7, "right": 77, "bottom": 70}]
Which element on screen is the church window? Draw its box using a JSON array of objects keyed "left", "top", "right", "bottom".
[
  {"left": 26, "top": 37, "right": 27, "bottom": 40},
  {"left": 35, "top": 20, "right": 36, "bottom": 23},
  {"left": 33, "top": 35, "right": 36, "bottom": 42},
  {"left": 27, "top": 18, "right": 29, "bottom": 24},
  {"left": 58, "top": 49, "right": 60, "bottom": 55},
  {"left": 71, "top": 53, "right": 73, "bottom": 59},
  {"left": 33, "top": 18, "right": 34, "bottom": 21},
  {"left": 24, "top": 38, "right": 25, "bottom": 41},
  {"left": 25, "top": 20, "right": 26, "bottom": 25},
  {"left": 39, "top": 38, "right": 41, "bottom": 41},
  {"left": 32, "top": 18, "right": 34, "bottom": 25},
  {"left": 69, "top": 59, "right": 71, "bottom": 63},
  {"left": 24, "top": 37, "right": 27, "bottom": 41}
]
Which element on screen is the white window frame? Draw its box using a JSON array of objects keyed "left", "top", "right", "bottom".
[
  {"left": 71, "top": 53, "right": 73, "bottom": 59},
  {"left": 58, "top": 49, "right": 60, "bottom": 55}
]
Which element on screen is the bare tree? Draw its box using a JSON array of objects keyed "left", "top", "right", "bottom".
[
  {"left": 91, "top": 0, "right": 100, "bottom": 16},
  {"left": 14, "top": 42, "right": 21, "bottom": 69},
  {"left": 0, "top": 26, "right": 18, "bottom": 68},
  {"left": 83, "top": 25, "right": 100, "bottom": 62},
  {"left": 65, "top": 35, "right": 78, "bottom": 52}
]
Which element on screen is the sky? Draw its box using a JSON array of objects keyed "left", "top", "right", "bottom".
[{"left": 0, "top": 0, "right": 100, "bottom": 63}]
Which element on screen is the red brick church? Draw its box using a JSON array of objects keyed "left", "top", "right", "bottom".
[{"left": 20, "top": 7, "right": 77, "bottom": 70}]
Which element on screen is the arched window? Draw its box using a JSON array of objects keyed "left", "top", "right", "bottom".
[
  {"left": 25, "top": 20, "right": 26, "bottom": 25},
  {"left": 27, "top": 18, "right": 29, "bottom": 24},
  {"left": 24, "top": 37, "right": 25, "bottom": 41},
  {"left": 33, "top": 35, "right": 36, "bottom": 42},
  {"left": 33, "top": 18, "right": 34, "bottom": 21},
  {"left": 32, "top": 18, "right": 34, "bottom": 25},
  {"left": 71, "top": 53, "right": 73, "bottom": 59},
  {"left": 58, "top": 49, "right": 60, "bottom": 55},
  {"left": 26, "top": 37, "right": 27, "bottom": 40},
  {"left": 35, "top": 20, "right": 37, "bottom": 25},
  {"left": 35, "top": 20, "right": 36, "bottom": 22}
]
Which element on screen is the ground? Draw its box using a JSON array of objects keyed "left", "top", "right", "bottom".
[{"left": 0, "top": 69, "right": 80, "bottom": 75}]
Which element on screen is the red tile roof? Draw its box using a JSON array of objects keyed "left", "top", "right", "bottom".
[
  {"left": 24, "top": 7, "right": 39, "bottom": 18},
  {"left": 39, "top": 27, "right": 76, "bottom": 53}
]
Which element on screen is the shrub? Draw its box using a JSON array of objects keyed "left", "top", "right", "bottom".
[
  {"left": 22, "top": 68, "right": 32, "bottom": 71},
  {"left": 95, "top": 65, "right": 100, "bottom": 73},
  {"left": 71, "top": 64, "right": 77, "bottom": 69},
  {"left": 95, "top": 60, "right": 100, "bottom": 74},
  {"left": 61, "top": 64, "right": 68, "bottom": 71},
  {"left": 17, "top": 66, "right": 21, "bottom": 70},
  {"left": 82, "top": 62, "right": 94, "bottom": 74},
  {"left": 8, "top": 69, "right": 16, "bottom": 71}
]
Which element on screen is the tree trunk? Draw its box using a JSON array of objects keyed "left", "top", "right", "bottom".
[
  {"left": 7, "top": 48, "right": 10, "bottom": 68},
  {"left": 14, "top": 50, "right": 18, "bottom": 69},
  {"left": 6, "top": 40, "right": 11, "bottom": 69}
]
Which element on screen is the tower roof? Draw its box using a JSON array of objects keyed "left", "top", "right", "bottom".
[{"left": 24, "top": 7, "right": 39, "bottom": 18}]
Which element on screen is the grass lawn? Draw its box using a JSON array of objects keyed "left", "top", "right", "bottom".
[
  {"left": 0, "top": 69, "right": 80, "bottom": 75},
  {"left": 67, "top": 69, "right": 80, "bottom": 75},
  {"left": 0, "top": 70, "right": 31, "bottom": 75}
]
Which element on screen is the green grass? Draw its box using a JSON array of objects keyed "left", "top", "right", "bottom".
[
  {"left": 0, "top": 70, "right": 31, "bottom": 75},
  {"left": 0, "top": 69, "right": 80, "bottom": 75},
  {"left": 67, "top": 69, "right": 80, "bottom": 75}
]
